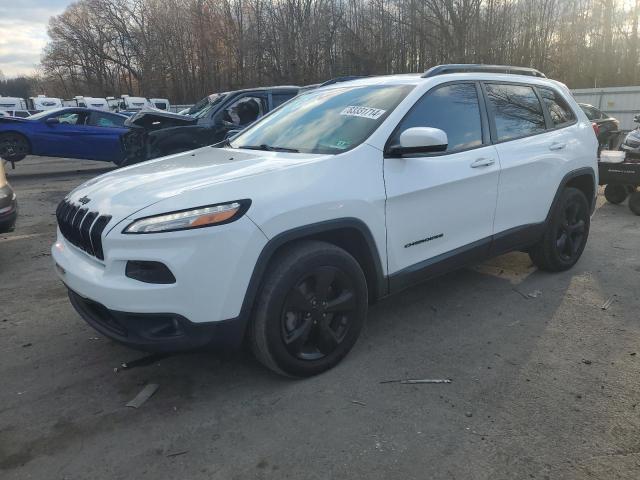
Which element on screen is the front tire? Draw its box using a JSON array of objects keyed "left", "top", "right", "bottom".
[
  {"left": 529, "top": 187, "right": 590, "bottom": 272},
  {"left": 0, "top": 133, "right": 29, "bottom": 162},
  {"left": 604, "top": 184, "right": 628, "bottom": 204},
  {"left": 250, "top": 240, "right": 368, "bottom": 377}
]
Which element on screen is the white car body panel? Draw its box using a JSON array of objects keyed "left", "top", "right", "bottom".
[
  {"left": 52, "top": 70, "right": 598, "bottom": 334},
  {"left": 384, "top": 144, "right": 500, "bottom": 273}
]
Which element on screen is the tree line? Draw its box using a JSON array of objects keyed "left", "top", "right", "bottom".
[{"left": 9, "top": 0, "right": 640, "bottom": 103}]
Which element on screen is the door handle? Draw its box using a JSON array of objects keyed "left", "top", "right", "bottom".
[
  {"left": 549, "top": 142, "right": 566, "bottom": 151},
  {"left": 470, "top": 157, "right": 495, "bottom": 168}
]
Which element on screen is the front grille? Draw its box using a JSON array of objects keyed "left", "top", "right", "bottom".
[{"left": 56, "top": 199, "right": 112, "bottom": 260}]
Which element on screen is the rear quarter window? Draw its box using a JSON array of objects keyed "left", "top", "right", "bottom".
[{"left": 539, "top": 87, "right": 576, "bottom": 127}]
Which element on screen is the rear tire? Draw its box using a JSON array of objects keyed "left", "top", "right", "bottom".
[
  {"left": 604, "top": 184, "right": 628, "bottom": 204},
  {"left": 529, "top": 187, "right": 590, "bottom": 272},
  {"left": 0, "top": 133, "right": 29, "bottom": 162},
  {"left": 629, "top": 191, "right": 640, "bottom": 216},
  {"left": 250, "top": 240, "right": 368, "bottom": 377}
]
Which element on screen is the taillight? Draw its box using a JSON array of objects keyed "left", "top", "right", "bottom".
[{"left": 592, "top": 122, "right": 600, "bottom": 138}]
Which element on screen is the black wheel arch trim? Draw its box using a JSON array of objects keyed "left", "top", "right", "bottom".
[
  {"left": 233, "top": 217, "right": 387, "bottom": 337},
  {"left": 546, "top": 167, "right": 597, "bottom": 218}
]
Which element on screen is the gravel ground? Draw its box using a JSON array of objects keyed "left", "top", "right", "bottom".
[{"left": 1, "top": 156, "right": 639, "bottom": 480}]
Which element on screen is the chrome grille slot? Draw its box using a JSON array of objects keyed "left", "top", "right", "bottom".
[{"left": 56, "top": 199, "right": 111, "bottom": 260}]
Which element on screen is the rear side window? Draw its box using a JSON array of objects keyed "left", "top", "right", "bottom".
[
  {"left": 485, "top": 83, "right": 545, "bottom": 141},
  {"left": 539, "top": 87, "right": 576, "bottom": 127},
  {"left": 89, "top": 112, "right": 125, "bottom": 127},
  {"left": 581, "top": 105, "right": 603, "bottom": 121},
  {"left": 393, "top": 83, "right": 483, "bottom": 153}
]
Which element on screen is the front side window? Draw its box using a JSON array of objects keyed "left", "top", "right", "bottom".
[
  {"left": 539, "top": 87, "right": 576, "bottom": 127},
  {"left": 230, "top": 85, "right": 413, "bottom": 154},
  {"left": 390, "top": 83, "right": 483, "bottom": 153},
  {"left": 49, "top": 112, "right": 87, "bottom": 125},
  {"left": 221, "top": 96, "right": 266, "bottom": 127},
  {"left": 485, "top": 83, "right": 545, "bottom": 141}
]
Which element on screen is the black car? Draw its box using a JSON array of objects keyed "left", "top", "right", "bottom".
[
  {"left": 0, "top": 161, "right": 17, "bottom": 232},
  {"left": 579, "top": 103, "right": 620, "bottom": 148},
  {"left": 122, "top": 86, "right": 300, "bottom": 164}
]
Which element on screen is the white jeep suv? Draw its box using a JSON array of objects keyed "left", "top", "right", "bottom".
[{"left": 52, "top": 65, "right": 598, "bottom": 377}]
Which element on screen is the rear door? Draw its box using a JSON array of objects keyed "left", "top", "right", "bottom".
[
  {"left": 384, "top": 82, "right": 500, "bottom": 278},
  {"left": 487, "top": 82, "right": 578, "bottom": 238}
]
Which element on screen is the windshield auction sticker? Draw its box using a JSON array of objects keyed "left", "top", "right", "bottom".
[{"left": 340, "top": 106, "right": 386, "bottom": 120}]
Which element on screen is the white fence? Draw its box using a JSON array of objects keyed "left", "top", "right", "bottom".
[{"left": 571, "top": 86, "right": 640, "bottom": 130}]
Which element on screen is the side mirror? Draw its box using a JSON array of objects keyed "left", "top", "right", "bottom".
[
  {"left": 45, "top": 117, "right": 60, "bottom": 125},
  {"left": 634, "top": 114, "right": 640, "bottom": 124},
  {"left": 387, "top": 127, "right": 448, "bottom": 156}
]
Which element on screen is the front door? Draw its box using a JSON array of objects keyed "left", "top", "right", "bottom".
[{"left": 384, "top": 82, "right": 500, "bottom": 283}]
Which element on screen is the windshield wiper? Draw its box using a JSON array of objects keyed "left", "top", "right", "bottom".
[
  {"left": 213, "top": 138, "right": 234, "bottom": 148},
  {"left": 238, "top": 144, "right": 299, "bottom": 153}
]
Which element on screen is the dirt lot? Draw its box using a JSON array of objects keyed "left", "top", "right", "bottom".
[{"left": 1, "top": 156, "right": 639, "bottom": 480}]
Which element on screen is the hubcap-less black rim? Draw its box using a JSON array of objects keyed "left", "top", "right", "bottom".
[
  {"left": 281, "top": 266, "right": 357, "bottom": 360},
  {"left": 556, "top": 200, "right": 586, "bottom": 261},
  {"left": 0, "top": 135, "right": 27, "bottom": 158}
]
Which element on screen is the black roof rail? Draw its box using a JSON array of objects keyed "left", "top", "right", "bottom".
[{"left": 422, "top": 64, "right": 546, "bottom": 78}]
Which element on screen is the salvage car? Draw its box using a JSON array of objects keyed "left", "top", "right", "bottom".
[
  {"left": 0, "top": 160, "right": 17, "bottom": 232},
  {"left": 0, "top": 108, "right": 129, "bottom": 165},
  {"left": 121, "top": 86, "right": 299, "bottom": 163},
  {"left": 53, "top": 65, "right": 597, "bottom": 377}
]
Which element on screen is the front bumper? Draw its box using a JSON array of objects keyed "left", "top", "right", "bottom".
[
  {"left": 67, "top": 288, "right": 244, "bottom": 352},
  {"left": 52, "top": 213, "right": 268, "bottom": 351}
]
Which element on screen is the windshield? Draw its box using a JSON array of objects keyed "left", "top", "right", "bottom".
[
  {"left": 190, "top": 93, "right": 226, "bottom": 118},
  {"left": 230, "top": 84, "right": 413, "bottom": 154}
]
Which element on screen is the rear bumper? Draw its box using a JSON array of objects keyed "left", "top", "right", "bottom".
[
  {"left": 67, "top": 288, "right": 244, "bottom": 352},
  {"left": 0, "top": 185, "right": 17, "bottom": 233}
]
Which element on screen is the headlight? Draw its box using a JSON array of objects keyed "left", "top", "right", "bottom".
[{"left": 123, "top": 200, "right": 250, "bottom": 234}]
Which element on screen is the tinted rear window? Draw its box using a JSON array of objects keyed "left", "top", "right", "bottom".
[{"left": 485, "top": 84, "right": 546, "bottom": 141}]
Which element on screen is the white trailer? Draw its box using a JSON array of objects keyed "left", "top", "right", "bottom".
[
  {"left": 63, "top": 96, "right": 109, "bottom": 110},
  {"left": 0, "top": 96, "right": 27, "bottom": 111},
  {"left": 118, "top": 95, "right": 151, "bottom": 111},
  {"left": 150, "top": 98, "right": 171, "bottom": 110},
  {"left": 27, "top": 95, "right": 63, "bottom": 111}
]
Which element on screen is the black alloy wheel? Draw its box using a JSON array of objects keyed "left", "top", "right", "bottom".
[
  {"left": 281, "top": 266, "right": 356, "bottom": 361},
  {"left": 555, "top": 199, "right": 587, "bottom": 262},
  {"left": 250, "top": 240, "right": 368, "bottom": 377},
  {"left": 529, "top": 187, "right": 590, "bottom": 272},
  {"left": 0, "top": 133, "right": 28, "bottom": 162}
]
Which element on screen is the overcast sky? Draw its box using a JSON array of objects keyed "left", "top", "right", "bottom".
[{"left": 0, "top": 0, "right": 75, "bottom": 78}]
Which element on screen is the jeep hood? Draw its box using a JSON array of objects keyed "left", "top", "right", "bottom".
[
  {"left": 65, "top": 146, "right": 325, "bottom": 223},
  {"left": 125, "top": 108, "right": 196, "bottom": 131}
]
